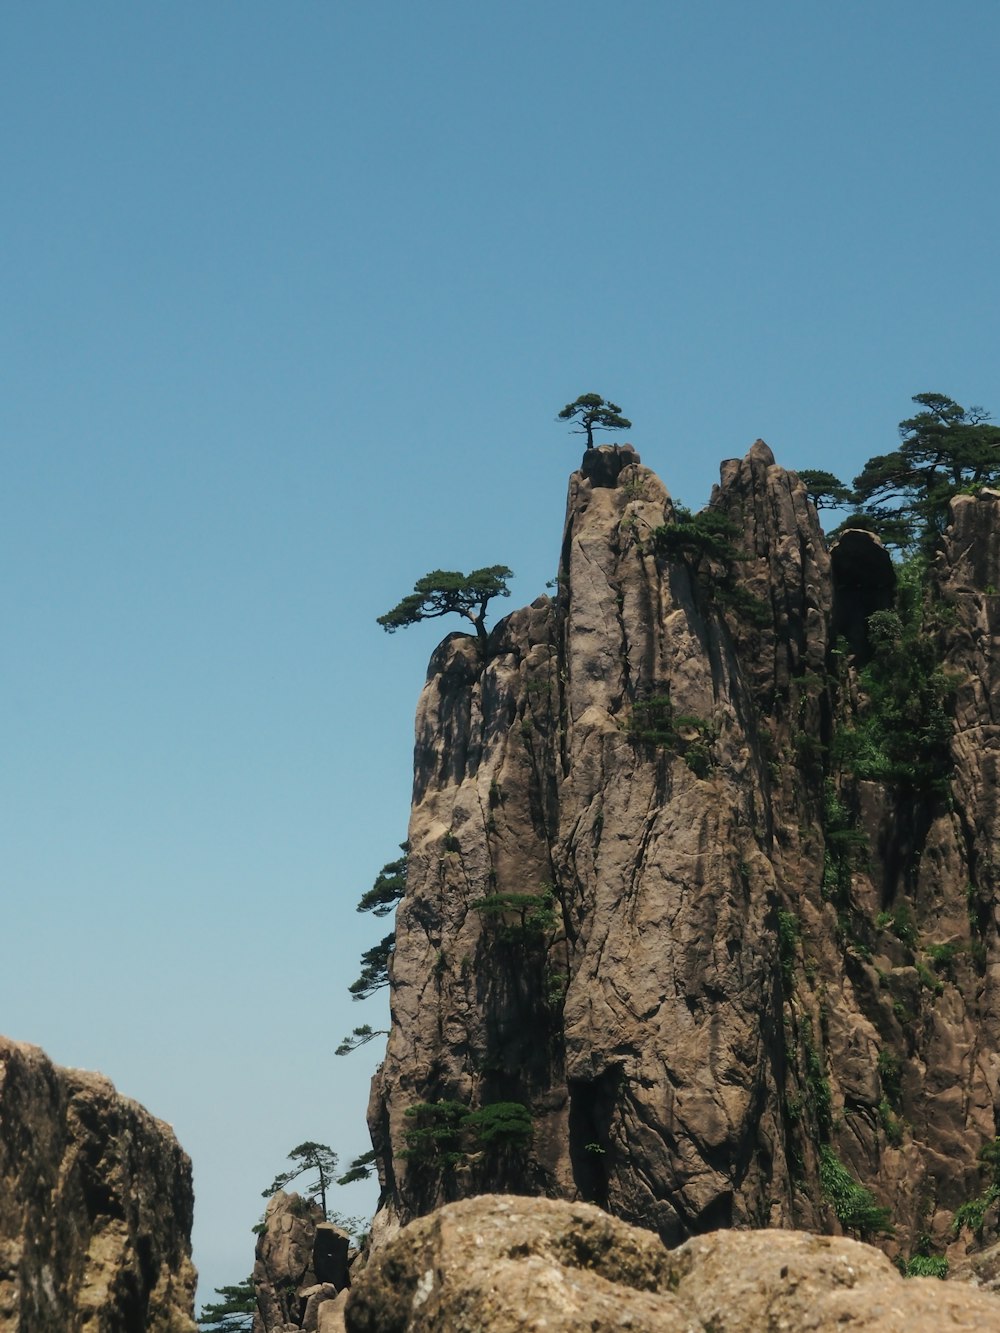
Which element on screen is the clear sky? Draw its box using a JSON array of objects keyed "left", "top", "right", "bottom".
[{"left": 3, "top": 0, "right": 999, "bottom": 1307}]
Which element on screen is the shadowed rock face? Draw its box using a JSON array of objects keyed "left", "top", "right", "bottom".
[
  {"left": 345, "top": 1194, "right": 1000, "bottom": 1333},
  {"left": 0, "top": 1035, "right": 196, "bottom": 1332},
  {"left": 368, "top": 444, "right": 1000, "bottom": 1269}
]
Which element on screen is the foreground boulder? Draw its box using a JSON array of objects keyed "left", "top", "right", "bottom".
[
  {"left": 0, "top": 1035, "right": 196, "bottom": 1332},
  {"left": 345, "top": 1195, "right": 1000, "bottom": 1332}
]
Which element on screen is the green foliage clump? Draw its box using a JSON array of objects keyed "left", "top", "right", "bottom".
[
  {"left": 819, "top": 1145, "right": 893, "bottom": 1239},
  {"left": 833, "top": 564, "right": 955, "bottom": 794},
  {"left": 198, "top": 1278, "right": 255, "bottom": 1332},
  {"left": 462, "top": 1101, "right": 534, "bottom": 1150},
  {"left": 378, "top": 566, "right": 513, "bottom": 643},
  {"left": 925, "top": 941, "right": 962, "bottom": 975},
  {"left": 852, "top": 393, "right": 1000, "bottom": 553},
  {"left": 776, "top": 909, "right": 799, "bottom": 991},
  {"left": 878, "top": 1098, "right": 904, "bottom": 1146},
  {"left": 798, "top": 470, "right": 854, "bottom": 510},
  {"left": 627, "top": 694, "right": 677, "bottom": 747},
  {"left": 348, "top": 932, "right": 396, "bottom": 1001},
  {"left": 877, "top": 1049, "right": 902, "bottom": 1106},
  {"left": 953, "top": 1137, "right": 1000, "bottom": 1238},
  {"left": 953, "top": 1186, "right": 1000, "bottom": 1239},
  {"left": 875, "top": 901, "right": 917, "bottom": 949},
  {"left": 335, "top": 1023, "right": 388, "bottom": 1057},
  {"left": 340, "top": 845, "right": 408, "bottom": 1049},
  {"left": 652, "top": 505, "right": 743, "bottom": 563},
  {"left": 356, "top": 848, "right": 408, "bottom": 916},
  {"left": 802, "top": 1023, "right": 832, "bottom": 1134},
  {"left": 650, "top": 506, "right": 770, "bottom": 628},
  {"left": 402, "top": 1099, "right": 534, "bottom": 1166},
  {"left": 557, "top": 392, "right": 632, "bottom": 448},
  {"left": 472, "top": 889, "right": 557, "bottom": 940},
  {"left": 401, "top": 1101, "right": 469, "bottom": 1166},
  {"left": 903, "top": 1254, "right": 949, "bottom": 1279},
  {"left": 821, "top": 783, "right": 867, "bottom": 905},
  {"left": 626, "top": 697, "right": 718, "bottom": 774},
  {"left": 337, "top": 1149, "right": 378, "bottom": 1186}
]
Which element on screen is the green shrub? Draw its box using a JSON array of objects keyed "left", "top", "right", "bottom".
[
  {"left": 777, "top": 910, "right": 799, "bottom": 991},
  {"left": 401, "top": 1101, "right": 469, "bottom": 1167},
  {"left": 953, "top": 1185, "right": 999, "bottom": 1238},
  {"left": 904, "top": 1254, "right": 948, "bottom": 1279},
  {"left": 878, "top": 1098, "right": 903, "bottom": 1146},
  {"left": 472, "top": 889, "right": 557, "bottom": 940},
  {"left": 627, "top": 694, "right": 677, "bottom": 748},
  {"left": 877, "top": 1049, "right": 902, "bottom": 1106},
  {"left": 819, "top": 1145, "right": 893, "bottom": 1239},
  {"left": 876, "top": 901, "right": 917, "bottom": 948},
  {"left": 834, "top": 561, "right": 955, "bottom": 794},
  {"left": 462, "top": 1102, "right": 533, "bottom": 1151},
  {"left": 402, "top": 1099, "right": 534, "bottom": 1166},
  {"left": 926, "top": 941, "right": 962, "bottom": 974},
  {"left": 802, "top": 1026, "right": 832, "bottom": 1133}
]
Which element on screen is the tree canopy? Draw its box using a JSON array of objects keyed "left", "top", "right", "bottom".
[
  {"left": 377, "top": 567, "right": 513, "bottom": 643},
  {"left": 557, "top": 393, "right": 632, "bottom": 448},
  {"left": 355, "top": 847, "right": 408, "bottom": 916},
  {"left": 803, "top": 393, "right": 1000, "bottom": 552},
  {"left": 197, "top": 1278, "right": 255, "bottom": 1332},
  {"left": 263, "top": 1142, "right": 339, "bottom": 1219},
  {"left": 338, "top": 846, "right": 408, "bottom": 1054},
  {"left": 797, "top": 469, "right": 854, "bottom": 510}
]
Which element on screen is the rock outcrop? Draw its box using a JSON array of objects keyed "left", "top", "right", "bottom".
[
  {"left": 366, "top": 441, "right": 1000, "bottom": 1271},
  {"left": 252, "top": 1193, "right": 351, "bottom": 1333},
  {"left": 0, "top": 1035, "right": 196, "bottom": 1332},
  {"left": 345, "top": 1193, "right": 1000, "bottom": 1332}
]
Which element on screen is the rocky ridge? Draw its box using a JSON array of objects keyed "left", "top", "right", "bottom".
[
  {"left": 0, "top": 1035, "right": 196, "bottom": 1332},
  {"left": 367, "top": 441, "right": 1000, "bottom": 1274}
]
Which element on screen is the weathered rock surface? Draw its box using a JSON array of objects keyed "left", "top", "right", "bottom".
[
  {"left": 0, "top": 1035, "right": 196, "bottom": 1332},
  {"left": 252, "top": 1193, "right": 350, "bottom": 1333},
  {"left": 367, "top": 442, "right": 1000, "bottom": 1270},
  {"left": 345, "top": 1194, "right": 1000, "bottom": 1332}
]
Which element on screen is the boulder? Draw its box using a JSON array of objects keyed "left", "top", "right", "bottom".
[{"left": 346, "top": 1195, "right": 1000, "bottom": 1332}]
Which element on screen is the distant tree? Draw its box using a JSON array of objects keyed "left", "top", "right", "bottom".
[
  {"left": 797, "top": 469, "right": 853, "bottom": 510},
  {"left": 852, "top": 392, "right": 1000, "bottom": 550},
  {"left": 355, "top": 847, "right": 408, "bottom": 916},
  {"left": 263, "top": 1142, "right": 338, "bottom": 1219},
  {"left": 338, "top": 846, "right": 408, "bottom": 1054},
  {"left": 348, "top": 933, "right": 395, "bottom": 1001},
  {"left": 335, "top": 1023, "right": 388, "bottom": 1056},
  {"left": 377, "top": 567, "right": 513, "bottom": 643},
  {"left": 197, "top": 1277, "right": 255, "bottom": 1332},
  {"left": 337, "top": 1149, "right": 379, "bottom": 1186},
  {"left": 557, "top": 393, "right": 632, "bottom": 448}
]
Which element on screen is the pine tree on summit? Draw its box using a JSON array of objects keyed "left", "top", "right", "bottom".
[{"left": 557, "top": 393, "right": 632, "bottom": 448}]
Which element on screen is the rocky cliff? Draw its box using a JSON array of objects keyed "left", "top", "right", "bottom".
[
  {"left": 0, "top": 1036, "right": 196, "bottom": 1332},
  {"left": 367, "top": 441, "right": 1000, "bottom": 1271}
]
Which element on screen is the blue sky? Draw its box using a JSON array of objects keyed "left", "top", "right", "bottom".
[{"left": 3, "top": 0, "right": 999, "bottom": 1306}]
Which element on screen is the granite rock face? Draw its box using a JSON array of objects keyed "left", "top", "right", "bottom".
[
  {"left": 345, "top": 1194, "right": 1000, "bottom": 1332},
  {"left": 367, "top": 444, "right": 1000, "bottom": 1269},
  {"left": 252, "top": 1193, "right": 350, "bottom": 1333},
  {"left": 0, "top": 1035, "right": 196, "bottom": 1332}
]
